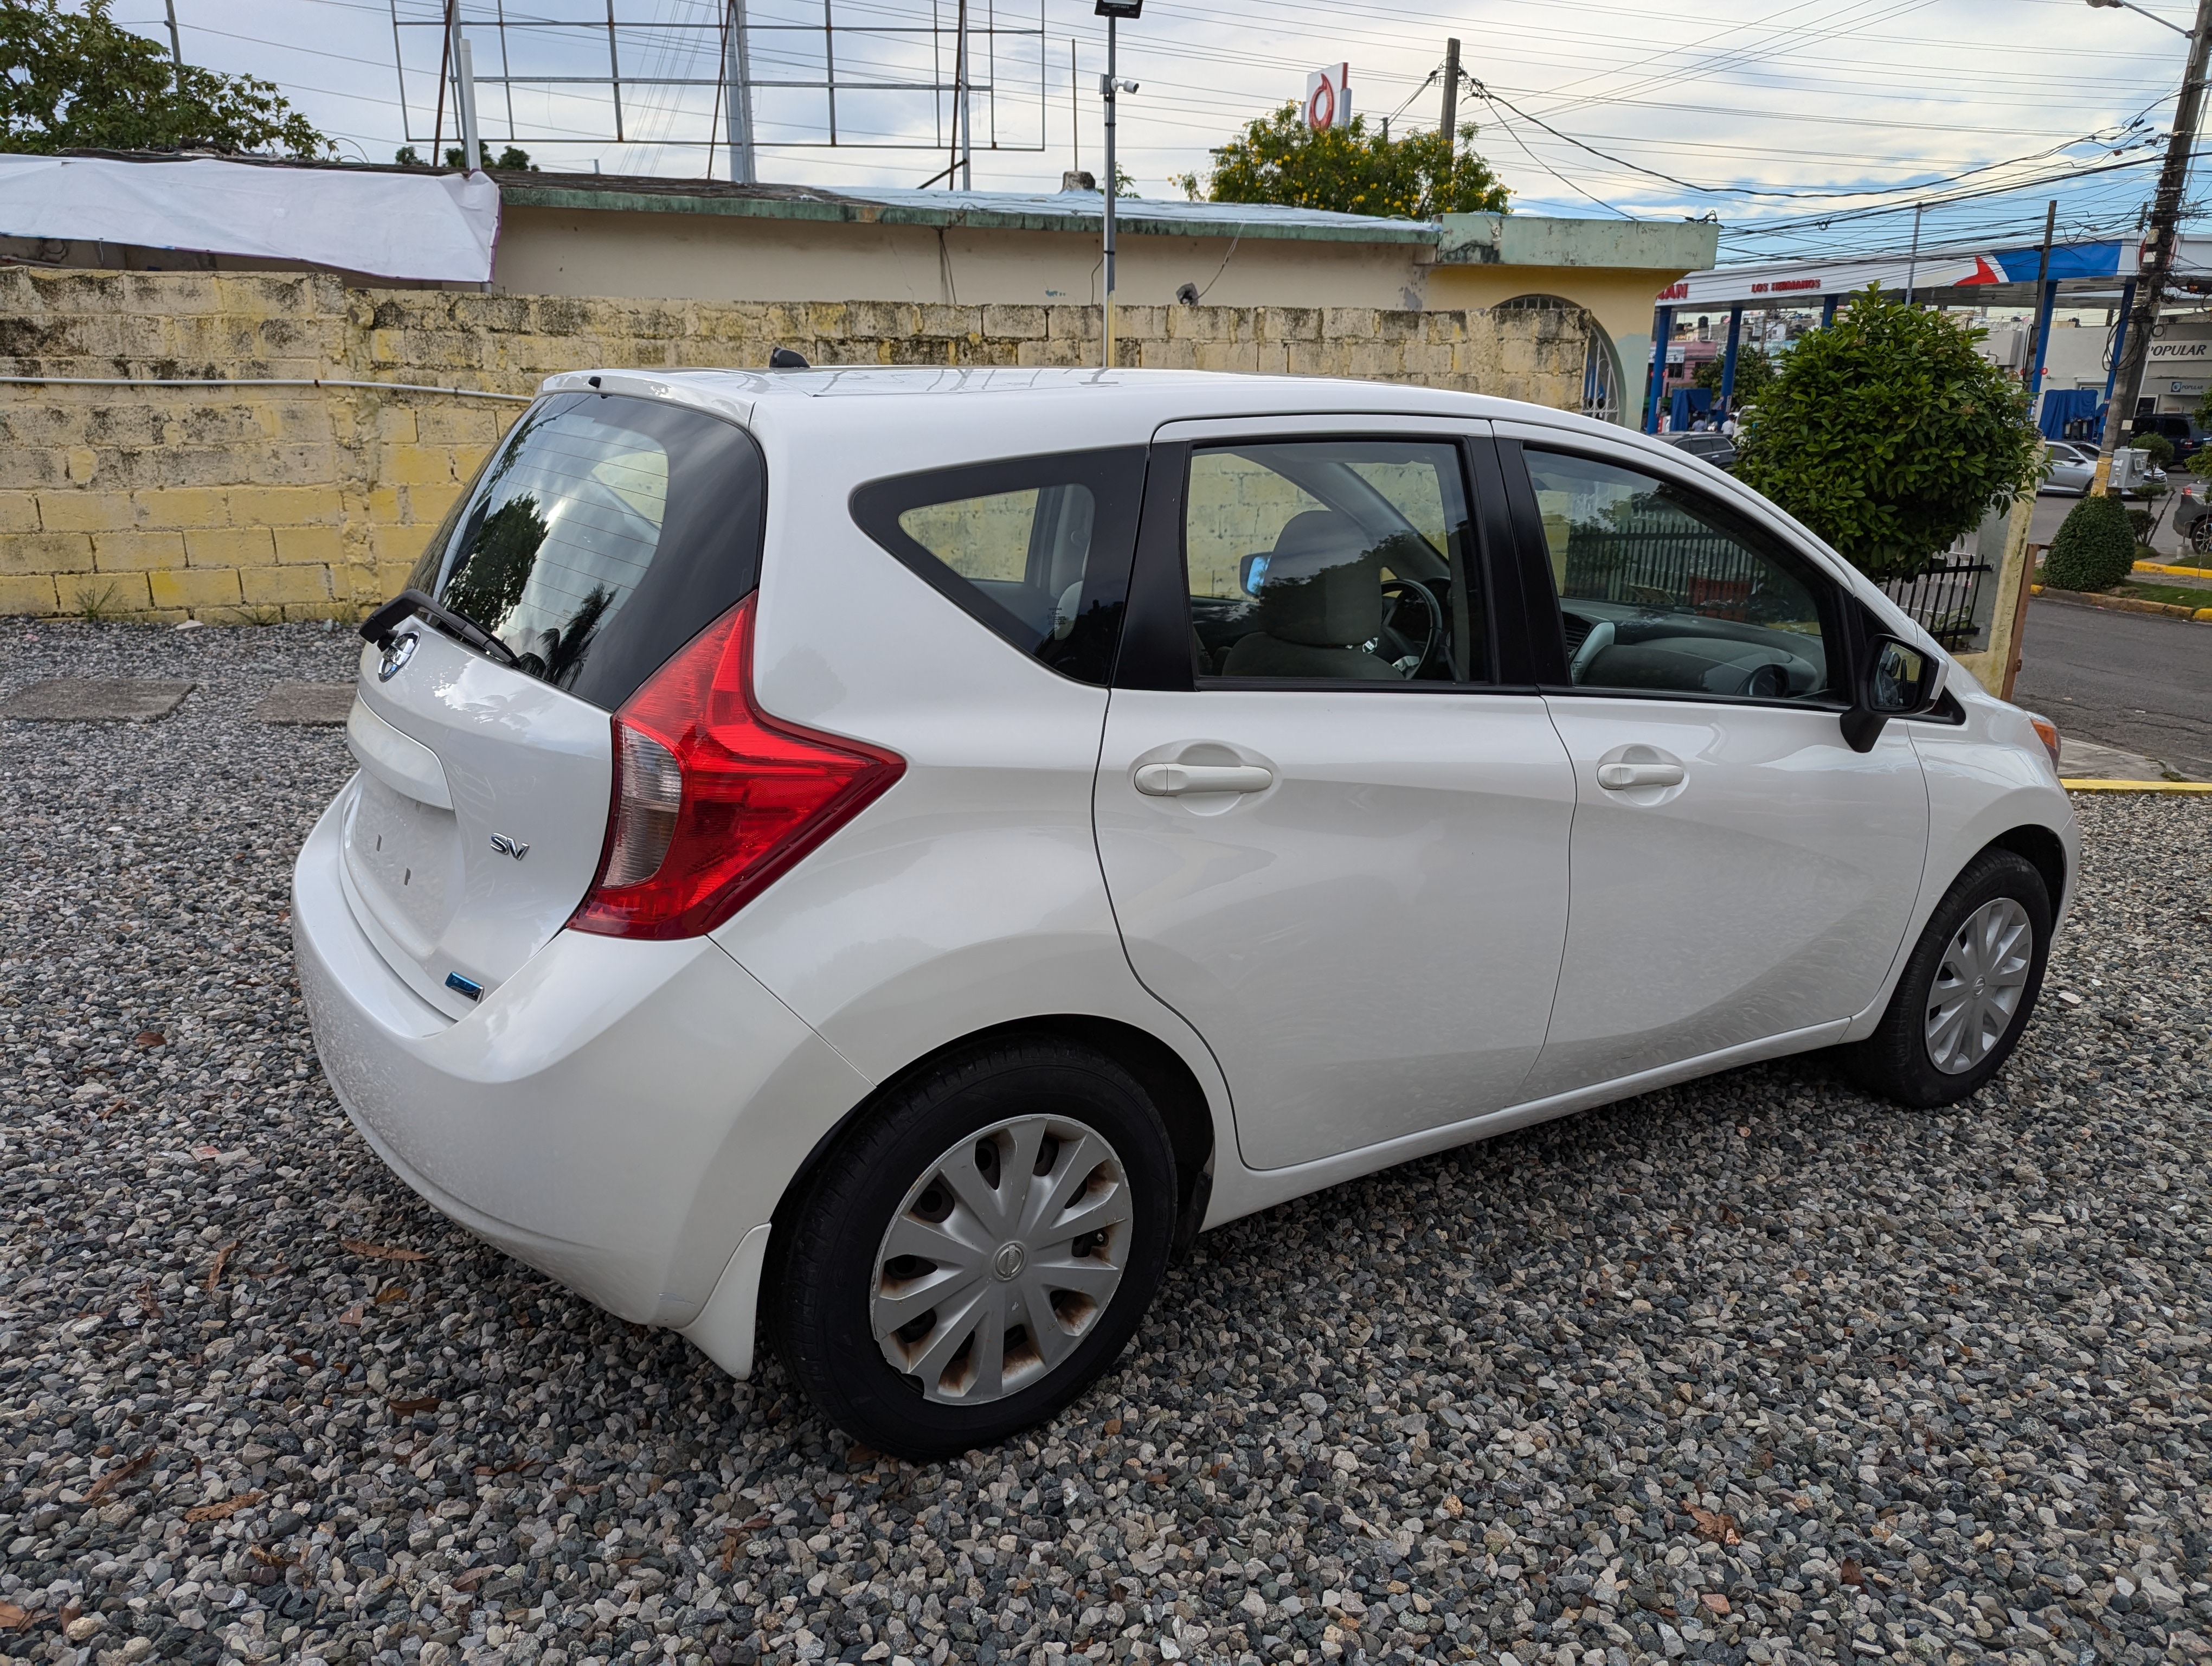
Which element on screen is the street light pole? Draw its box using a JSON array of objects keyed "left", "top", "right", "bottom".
[
  {"left": 1096, "top": 1, "right": 1141, "bottom": 371},
  {"left": 2089, "top": 0, "right": 2212, "bottom": 494}
]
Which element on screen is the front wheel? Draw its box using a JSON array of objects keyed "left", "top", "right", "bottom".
[
  {"left": 768, "top": 1039, "right": 1178, "bottom": 1461},
  {"left": 1835, "top": 850, "right": 2052, "bottom": 1107}
]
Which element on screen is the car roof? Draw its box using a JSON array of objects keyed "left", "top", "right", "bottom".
[{"left": 534, "top": 363, "right": 1705, "bottom": 472}]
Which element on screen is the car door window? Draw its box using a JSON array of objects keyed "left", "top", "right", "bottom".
[
  {"left": 1524, "top": 448, "right": 1838, "bottom": 703},
  {"left": 851, "top": 447, "right": 1146, "bottom": 685},
  {"left": 1184, "top": 439, "right": 1483, "bottom": 682}
]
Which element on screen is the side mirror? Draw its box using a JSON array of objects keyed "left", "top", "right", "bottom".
[
  {"left": 1840, "top": 635, "right": 1938, "bottom": 753},
  {"left": 1238, "top": 552, "right": 1272, "bottom": 596}
]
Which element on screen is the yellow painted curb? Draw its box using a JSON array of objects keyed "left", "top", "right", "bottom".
[
  {"left": 2062, "top": 778, "right": 2212, "bottom": 793},
  {"left": 2134, "top": 559, "right": 2212, "bottom": 578}
]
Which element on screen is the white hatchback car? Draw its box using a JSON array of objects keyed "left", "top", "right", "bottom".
[{"left": 296, "top": 367, "right": 2078, "bottom": 1458}]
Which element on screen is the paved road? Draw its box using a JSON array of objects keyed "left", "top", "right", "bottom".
[{"left": 2010, "top": 595, "right": 2212, "bottom": 779}]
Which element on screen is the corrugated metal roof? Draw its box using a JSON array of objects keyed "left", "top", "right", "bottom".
[{"left": 846, "top": 187, "right": 1437, "bottom": 242}]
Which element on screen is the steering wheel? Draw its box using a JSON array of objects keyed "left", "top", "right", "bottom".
[{"left": 1377, "top": 578, "right": 1445, "bottom": 678}]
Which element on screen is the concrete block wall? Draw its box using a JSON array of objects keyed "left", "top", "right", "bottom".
[{"left": 0, "top": 268, "right": 1589, "bottom": 621}]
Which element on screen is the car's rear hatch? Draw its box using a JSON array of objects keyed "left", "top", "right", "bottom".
[{"left": 338, "top": 387, "right": 769, "bottom": 1018}]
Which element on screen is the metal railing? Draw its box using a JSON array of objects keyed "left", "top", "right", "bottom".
[
  {"left": 1561, "top": 523, "right": 1769, "bottom": 619},
  {"left": 1879, "top": 557, "right": 1991, "bottom": 650}
]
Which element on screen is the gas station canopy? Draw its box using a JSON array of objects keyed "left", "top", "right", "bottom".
[{"left": 1660, "top": 239, "right": 2134, "bottom": 311}]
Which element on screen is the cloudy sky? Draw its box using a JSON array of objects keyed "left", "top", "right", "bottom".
[{"left": 124, "top": 0, "right": 2190, "bottom": 266}]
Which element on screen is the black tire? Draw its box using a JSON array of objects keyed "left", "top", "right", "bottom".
[
  {"left": 767, "top": 1038, "right": 1178, "bottom": 1461},
  {"left": 1835, "top": 849, "right": 2052, "bottom": 1108}
]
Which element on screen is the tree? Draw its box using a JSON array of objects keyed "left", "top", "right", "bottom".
[
  {"left": 1732, "top": 286, "right": 2043, "bottom": 580},
  {"left": 398, "top": 143, "right": 538, "bottom": 171},
  {"left": 1175, "top": 106, "right": 1508, "bottom": 220},
  {"left": 1693, "top": 347, "right": 1775, "bottom": 404},
  {"left": 0, "top": 0, "right": 328, "bottom": 157}
]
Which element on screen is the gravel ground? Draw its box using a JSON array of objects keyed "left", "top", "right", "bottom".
[{"left": 5, "top": 620, "right": 2211, "bottom": 1666}]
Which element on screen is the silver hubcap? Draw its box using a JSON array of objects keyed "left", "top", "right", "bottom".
[
  {"left": 1925, "top": 896, "right": 2034, "bottom": 1075},
  {"left": 871, "top": 1114, "right": 1132, "bottom": 1405}
]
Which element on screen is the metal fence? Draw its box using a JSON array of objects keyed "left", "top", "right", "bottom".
[
  {"left": 1879, "top": 557, "right": 1991, "bottom": 650},
  {"left": 1562, "top": 521, "right": 1769, "bottom": 619},
  {"left": 1563, "top": 523, "right": 1993, "bottom": 650}
]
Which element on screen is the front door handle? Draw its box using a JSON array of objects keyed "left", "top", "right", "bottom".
[
  {"left": 1134, "top": 762, "right": 1275, "bottom": 797},
  {"left": 1596, "top": 760, "right": 1686, "bottom": 791}
]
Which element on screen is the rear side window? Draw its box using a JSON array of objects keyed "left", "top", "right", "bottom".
[
  {"left": 408, "top": 390, "right": 767, "bottom": 711},
  {"left": 850, "top": 448, "right": 1147, "bottom": 685}
]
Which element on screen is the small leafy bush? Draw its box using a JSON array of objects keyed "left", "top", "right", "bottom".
[
  {"left": 2043, "top": 492, "right": 2139, "bottom": 592},
  {"left": 1733, "top": 286, "right": 2044, "bottom": 580}
]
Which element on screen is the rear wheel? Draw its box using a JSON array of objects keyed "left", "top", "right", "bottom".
[
  {"left": 1836, "top": 850, "right": 2051, "bottom": 1107},
  {"left": 768, "top": 1039, "right": 1177, "bottom": 1460}
]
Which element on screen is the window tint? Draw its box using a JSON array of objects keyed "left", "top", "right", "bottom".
[
  {"left": 851, "top": 448, "right": 1145, "bottom": 685},
  {"left": 407, "top": 390, "right": 767, "bottom": 711},
  {"left": 1184, "top": 439, "right": 1482, "bottom": 683},
  {"left": 1523, "top": 448, "right": 1836, "bottom": 703}
]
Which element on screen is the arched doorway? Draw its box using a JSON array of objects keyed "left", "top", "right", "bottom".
[{"left": 1495, "top": 294, "right": 1625, "bottom": 425}]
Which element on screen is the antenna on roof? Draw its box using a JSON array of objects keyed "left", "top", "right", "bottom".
[{"left": 769, "top": 347, "right": 811, "bottom": 369}]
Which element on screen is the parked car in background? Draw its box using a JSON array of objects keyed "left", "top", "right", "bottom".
[
  {"left": 2041, "top": 439, "right": 2096, "bottom": 495},
  {"left": 2129, "top": 412, "right": 2204, "bottom": 466},
  {"left": 2174, "top": 477, "right": 2212, "bottom": 556},
  {"left": 295, "top": 367, "right": 2079, "bottom": 1459},
  {"left": 1660, "top": 428, "right": 1738, "bottom": 471}
]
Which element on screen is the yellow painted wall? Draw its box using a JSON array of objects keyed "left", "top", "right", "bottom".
[
  {"left": 0, "top": 270, "right": 1589, "bottom": 623},
  {"left": 496, "top": 206, "right": 1435, "bottom": 312}
]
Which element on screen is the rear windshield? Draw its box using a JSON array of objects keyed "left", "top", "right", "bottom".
[{"left": 407, "top": 390, "right": 767, "bottom": 710}]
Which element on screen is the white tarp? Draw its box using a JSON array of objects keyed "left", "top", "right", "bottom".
[{"left": 0, "top": 155, "right": 501, "bottom": 284}]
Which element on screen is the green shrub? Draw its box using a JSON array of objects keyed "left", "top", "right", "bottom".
[
  {"left": 2043, "top": 493, "right": 2139, "bottom": 592},
  {"left": 2127, "top": 507, "right": 2153, "bottom": 541},
  {"left": 1732, "top": 285, "right": 2044, "bottom": 580}
]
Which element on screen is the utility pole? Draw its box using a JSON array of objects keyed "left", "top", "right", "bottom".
[
  {"left": 2025, "top": 200, "right": 2060, "bottom": 411},
  {"left": 452, "top": 22, "right": 484, "bottom": 172},
  {"left": 1439, "top": 37, "right": 1460, "bottom": 143},
  {"left": 163, "top": 0, "right": 184, "bottom": 89},
  {"left": 1904, "top": 201, "right": 1924, "bottom": 305},
  {"left": 2091, "top": 0, "right": 2212, "bottom": 493},
  {"left": 1096, "top": 2, "right": 1142, "bottom": 370},
  {"left": 725, "top": 0, "right": 756, "bottom": 185},
  {"left": 954, "top": 0, "right": 973, "bottom": 190}
]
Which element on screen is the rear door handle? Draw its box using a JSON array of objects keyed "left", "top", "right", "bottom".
[
  {"left": 1134, "top": 762, "right": 1275, "bottom": 797},
  {"left": 1596, "top": 761, "right": 1685, "bottom": 791}
]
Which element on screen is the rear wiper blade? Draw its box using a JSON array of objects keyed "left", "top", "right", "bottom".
[{"left": 359, "top": 588, "right": 519, "bottom": 668}]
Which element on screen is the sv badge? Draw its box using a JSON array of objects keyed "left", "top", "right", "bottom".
[{"left": 488, "top": 832, "right": 530, "bottom": 861}]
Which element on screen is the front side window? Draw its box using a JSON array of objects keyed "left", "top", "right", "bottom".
[
  {"left": 1523, "top": 448, "right": 1837, "bottom": 703},
  {"left": 1184, "top": 439, "right": 1482, "bottom": 683},
  {"left": 850, "top": 448, "right": 1146, "bottom": 685},
  {"left": 408, "top": 390, "right": 768, "bottom": 711}
]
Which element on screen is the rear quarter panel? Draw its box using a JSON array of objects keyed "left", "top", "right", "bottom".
[{"left": 708, "top": 395, "right": 1239, "bottom": 1186}]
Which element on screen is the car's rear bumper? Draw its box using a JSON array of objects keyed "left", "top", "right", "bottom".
[{"left": 292, "top": 785, "right": 873, "bottom": 1333}]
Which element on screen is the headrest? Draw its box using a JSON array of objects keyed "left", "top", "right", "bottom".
[{"left": 1253, "top": 511, "right": 1382, "bottom": 648}]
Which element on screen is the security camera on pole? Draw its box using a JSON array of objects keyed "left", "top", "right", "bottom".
[
  {"left": 1095, "top": 1, "right": 1141, "bottom": 371},
  {"left": 2085, "top": 0, "right": 2212, "bottom": 495}
]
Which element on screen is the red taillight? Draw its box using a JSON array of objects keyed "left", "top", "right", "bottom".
[{"left": 568, "top": 595, "right": 904, "bottom": 940}]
